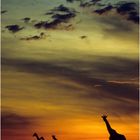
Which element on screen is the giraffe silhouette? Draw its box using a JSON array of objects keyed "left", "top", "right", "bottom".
[
  {"left": 33, "top": 133, "right": 45, "bottom": 140},
  {"left": 102, "top": 115, "right": 126, "bottom": 140},
  {"left": 52, "top": 135, "right": 57, "bottom": 140}
]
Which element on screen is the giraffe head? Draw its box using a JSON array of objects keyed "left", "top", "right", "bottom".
[
  {"left": 33, "top": 133, "right": 37, "bottom": 137},
  {"left": 52, "top": 135, "right": 57, "bottom": 140},
  {"left": 102, "top": 115, "right": 108, "bottom": 121}
]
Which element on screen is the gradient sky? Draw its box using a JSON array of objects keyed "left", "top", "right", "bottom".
[{"left": 1, "top": 0, "right": 139, "bottom": 140}]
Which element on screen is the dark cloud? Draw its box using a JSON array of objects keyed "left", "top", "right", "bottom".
[
  {"left": 127, "top": 11, "right": 139, "bottom": 24},
  {"left": 20, "top": 32, "right": 46, "bottom": 41},
  {"left": 99, "top": 81, "right": 138, "bottom": 101},
  {"left": 45, "top": 4, "right": 77, "bottom": 16},
  {"left": 48, "top": 13, "right": 75, "bottom": 28},
  {"left": 83, "top": 86, "right": 138, "bottom": 116},
  {"left": 34, "top": 21, "right": 46, "bottom": 29},
  {"left": 95, "top": 58, "right": 138, "bottom": 77},
  {"left": 34, "top": 18, "right": 69, "bottom": 29},
  {"left": 80, "top": 35, "right": 87, "bottom": 39},
  {"left": 94, "top": 1, "right": 139, "bottom": 24},
  {"left": 51, "top": 4, "right": 76, "bottom": 13},
  {"left": 116, "top": 2, "right": 136, "bottom": 14},
  {"left": 5, "top": 25, "right": 24, "bottom": 33},
  {"left": 116, "top": 2, "right": 139, "bottom": 24},
  {"left": 36, "top": 5, "right": 76, "bottom": 29},
  {"left": 34, "top": 15, "right": 75, "bottom": 30},
  {"left": 1, "top": 112, "right": 34, "bottom": 129},
  {"left": 51, "top": 12, "right": 76, "bottom": 21},
  {"left": 21, "top": 17, "right": 31, "bottom": 23},
  {"left": 94, "top": 5, "right": 114, "bottom": 14},
  {"left": 1, "top": 10, "right": 7, "bottom": 14},
  {"left": 66, "top": 0, "right": 74, "bottom": 3}
]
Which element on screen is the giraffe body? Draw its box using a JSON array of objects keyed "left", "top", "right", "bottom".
[
  {"left": 102, "top": 115, "right": 126, "bottom": 140},
  {"left": 33, "top": 133, "right": 45, "bottom": 140}
]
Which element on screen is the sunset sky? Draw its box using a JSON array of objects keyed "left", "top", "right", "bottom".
[{"left": 1, "top": 0, "right": 139, "bottom": 140}]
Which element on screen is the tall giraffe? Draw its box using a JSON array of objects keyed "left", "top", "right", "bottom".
[
  {"left": 102, "top": 115, "right": 126, "bottom": 140},
  {"left": 33, "top": 133, "right": 45, "bottom": 140}
]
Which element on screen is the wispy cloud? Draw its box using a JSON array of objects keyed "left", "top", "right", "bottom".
[
  {"left": 2, "top": 57, "right": 138, "bottom": 106},
  {"left": 1, "top": 111, "right": 35, "bottom": 129}
]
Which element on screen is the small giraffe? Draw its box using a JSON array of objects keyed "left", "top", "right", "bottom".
[
  {"left": 52, "top": 135, "right": 57, "bottom": 140},
  {"left": 33, "top": 133, "right": 45, "bottom": 140},
  {"left": 102, "top": 115, "right": 126, "bottom": 140}
]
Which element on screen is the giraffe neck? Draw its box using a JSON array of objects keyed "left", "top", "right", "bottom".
[{"left": 103, "top": 118, "right": 113, "bottom": 135}]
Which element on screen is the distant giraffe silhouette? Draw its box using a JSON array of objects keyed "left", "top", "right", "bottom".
[
  {"left": 102, "top": 115, "right": 126, "bottom": 140},
  {"left": 33, "top": 133, "right": 45, "bottom": 140},
  {"left": 52, "top": 135, "right": 57, "bottom": 140}
]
